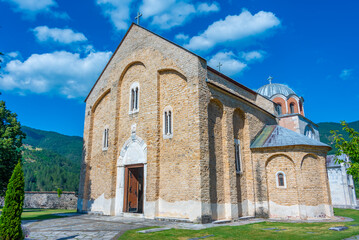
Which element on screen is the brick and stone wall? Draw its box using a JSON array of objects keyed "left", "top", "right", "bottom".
[
  {"left": 24, "top": 191, "right": 78, "bottom": 209},
  {"left": 78, "top": 24, "right": 333, "bottom": 222},
  {"left": 79, "top": 24, "right": 205, "bottom": 218},
  {"left": 251, "top": 147, "right": 333, "bottom": 219},
  {"left": 0, "top": 192, "right": 77, "bottom": 209}
]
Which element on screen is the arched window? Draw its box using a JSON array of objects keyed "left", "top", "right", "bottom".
[
  {"left": 276, "top": 103, "right": 282, "bottom": 115},
  {"left": 234, "top": 139, "right": 242, "bottom": 173},
  {"left": 276, "top": 171, "right": 286, "bottom": 188},
  {"left": 290, "top": 103, "right": 295, "bottom": 114},
  {"left": 163, "top": 107, "right": 173, "bottom": 138},
  {"left": 304, "top": 125, "right": 315, "bottom": 139},
  {"left": 103, "top": 128, "right": 109, "bottom": 150},
  {"left": 129, "top": 82, "right": 139, "bottom": 113}
]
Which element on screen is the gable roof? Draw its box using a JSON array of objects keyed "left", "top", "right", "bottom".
[
  {"left": 85, "top": 23, "right": 205, "bottom": 102},
  {"left": 251, "top": 125, "right": 330, "bottom": 149},
  {"left": 207, "top": 66, "right": 257, "bottom": 95},
  {"left": 85, "top": 23, "right": 260, "bottom": 102}
]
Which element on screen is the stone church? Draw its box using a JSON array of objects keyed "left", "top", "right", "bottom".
[{"left": 77, "top": 23, "right": 333, "bottom": 222}]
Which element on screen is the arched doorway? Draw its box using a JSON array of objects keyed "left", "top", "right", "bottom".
[{"left": 115, "top": 132, "right": 147, "bottom": 215}]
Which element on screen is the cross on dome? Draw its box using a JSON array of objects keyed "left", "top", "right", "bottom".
[{"left": 267, "top": 76, "right": 273, "bottom": 84}]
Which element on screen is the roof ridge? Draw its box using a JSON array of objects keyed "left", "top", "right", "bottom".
[
  {"left": 85, "top": 23, "right": 258, "bottom": 102},
  {"left": 251, "top": 125, "right": 330, "bottom": 149}
]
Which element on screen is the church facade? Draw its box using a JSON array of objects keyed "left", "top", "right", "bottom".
[{"left": 77, "top": 24, "right": 333, "bottom": 222}]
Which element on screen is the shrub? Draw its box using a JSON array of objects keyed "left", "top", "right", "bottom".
[
  {"left": 0, "top": 161, "right": 25, "bottom": 240},
  {"left": 57, "top": 188, "right": 63, "bottom": 198}
]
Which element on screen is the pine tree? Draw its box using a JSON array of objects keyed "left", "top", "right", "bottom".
[{"left": 0, "top": 161, "right": 25, "bottom": 240}]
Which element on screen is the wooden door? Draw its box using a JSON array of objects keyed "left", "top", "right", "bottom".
[
  {"left": 124, "top": 165, "right": 144, "bottom": 213},
  {"left": 127, "top": 168, "right": 139, "bottom": 212}
]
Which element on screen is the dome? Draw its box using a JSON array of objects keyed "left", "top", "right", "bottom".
[{"left": 257, "top": 83, "right": 296, "bottom": 99}]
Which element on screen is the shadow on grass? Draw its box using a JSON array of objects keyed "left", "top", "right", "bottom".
[
  {"left": 22, "top": 213, "right": 74, "bottom": 221},
  {"left": 21, "top": 209, "right": 79, "bottom": 221},
  {"left": 119, "top": 209, "right": 359, "bottom": 240},
  {"left": 23, "top": 208, "right": 45, "bottom": 212},
  {"left": 57, "top": 235, "right": 79, "bottom": 240}
]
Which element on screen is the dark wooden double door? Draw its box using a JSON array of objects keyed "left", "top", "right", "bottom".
[{"left": 124, "top": 165, "right": 144, "bottom": 213}]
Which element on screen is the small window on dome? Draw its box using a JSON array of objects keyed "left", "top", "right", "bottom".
[
  {"left": 290, "top": 103, "right": 295, "bottom": 114},
  {"left": 276, "top": 103, "right": 282, "bottom": 115},
  {"left": 305, "top": 125, "right": 315, "bottom": 139}
]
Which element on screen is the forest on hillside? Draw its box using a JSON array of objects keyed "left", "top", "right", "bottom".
[
  {"left": 317, "top": 120, "right": 359, "bottom": 154},
  {"left": 19, "top": 121, "right": 359, "bottom": 192},
  {"left": 21, "top": 126, "right": 82, "bottom": 192}
]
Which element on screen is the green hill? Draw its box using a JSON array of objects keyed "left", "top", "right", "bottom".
[
  {"left": 18, "top": 120, "right": 358, "bottom": 192},
  {"left": 22, "top": 126, "right": 83, "bottom": 163},
  {"left": 318, "top": 120, "right": 359, "bottom": 154},
  {"left": 21, "top": 126, "right": 83, "bottom": 192}
]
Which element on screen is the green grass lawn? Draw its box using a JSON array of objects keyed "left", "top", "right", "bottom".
[
  {"left": 120, "top": 208, "right": 359, "bottom": 240},
  {"left": 0, "top": 207, "right": 77, "bottom": 221}
]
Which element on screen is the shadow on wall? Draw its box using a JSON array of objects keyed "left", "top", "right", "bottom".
[
  {"left": 77, "top": 145, "right": 93, "bottom": 213},
  {"left": 255, "top": 160, "right": 268, "bottom": 218},
  {"left": 233, "top": 109, "right": 245, "bottom": 217},
  {"left": 208, "top": 100, "right": 223, "bottom": 220}
]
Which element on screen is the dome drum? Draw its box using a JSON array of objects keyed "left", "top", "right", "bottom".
[{"left": 257, "top": 83, "right": 304, "bottom": 117}]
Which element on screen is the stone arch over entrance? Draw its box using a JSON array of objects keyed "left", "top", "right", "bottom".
[{"left": 115, "top": 133, "right": 147, "bottom": 215}]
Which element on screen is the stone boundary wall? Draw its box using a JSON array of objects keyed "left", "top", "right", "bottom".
[{"left": 0, "top": 191, "right": 77, "bottom": 209}]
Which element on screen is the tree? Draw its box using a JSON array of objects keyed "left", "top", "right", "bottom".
[
  {"left": 0, "top": 94, "right": 25, "bottom": 196},
  {"left": 0, "top": 161, "right": 25, "bottom": 240},
  {"left": 331, "top": 121, "right": 359, "bottom": 180},
  {"left": 57, "top": 187, "right": 62, "bottom": 198}
]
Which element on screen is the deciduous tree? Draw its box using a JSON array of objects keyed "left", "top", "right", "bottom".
[
  {"left": 331, "top": 121, "right": 359, "bottom": 180},
  {"left": 0, "top": 94, "right": 25, "bottom": 196}
]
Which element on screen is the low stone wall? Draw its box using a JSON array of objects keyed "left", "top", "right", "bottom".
[{"left": 0, "top": 191, "right": 77, "bottom": 209}]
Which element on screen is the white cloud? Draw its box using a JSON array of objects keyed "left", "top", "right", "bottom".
[
  {"left": 197, "top": 2, "right": 219, "bottom": 13},
  {"left": 340, "top": 69, "right": 353, "bottom": 80},
  {"left": 150, "top": 2, "right": 195, "bottom": 29},
  {"left": 240, "top": 50, "right": 266, "bottom": 63},
  {"left": 140, "top": 0, "right": 220, "bottom": 29},
  {"left": 140, "top": 0, "right": 174, "bottom": 17},
  {"left": 96, "top": 0, "right": 134, "bottom": 31},
  {"left": 208, "top": 50, "right": 267, "bottom": 76},
  {"left": 175, "top": 33, "right": 189, "bottom": 41},
  {"left": 7, "top": 52, "right": 21, "bottom": 58},
  {"left": 3, "top": 0, "right": 69, "bottom": 19},
  {"left": 33, "top": 26, "right": 87, "bottom": 44},
  {"left": 0, "top": 51, "right": 112, "bottom": 98},
  {"left": 208, "top": 51, "right": 247, "bottom": 76},
  {"left": 0, "top": 52, "right": 22, "bottom": 65},
  {"left": 185, "top": 9, "right": 280, "bottom": 51}
]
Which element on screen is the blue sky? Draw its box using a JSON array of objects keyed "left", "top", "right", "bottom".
[{"left": 1, "top": 0, "right": 358, "bottom": 136}]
